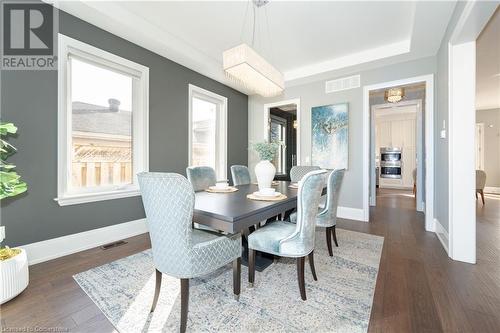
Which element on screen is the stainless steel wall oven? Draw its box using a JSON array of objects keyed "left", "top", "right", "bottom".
[{"left": 380, "top": 147, "right": 402, "bottom": 179}]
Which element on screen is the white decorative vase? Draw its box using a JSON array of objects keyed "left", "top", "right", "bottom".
[
  {"left": 0, "top": 248, "right": 29, "bottom": 304},
  {"left": 255, "top": 160, "right": 276, "bottom": 191}
]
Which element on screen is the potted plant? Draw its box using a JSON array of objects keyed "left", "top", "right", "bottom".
[
  {"left": 251, "top": 141, "right": 281, "bottom": 191},
  {"left": 0, "top": 122, "right": 28, "bottom": 304}
]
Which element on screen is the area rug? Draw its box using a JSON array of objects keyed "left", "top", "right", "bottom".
[{"left": 74, "top": 229, "right": 384, "bottom": 333}]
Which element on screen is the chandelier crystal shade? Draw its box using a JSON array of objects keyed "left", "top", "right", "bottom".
[
  {"left": 385, "top": 88, "right": 405, "bottom": 103},
  {"left": 223, "top": 43, "right": 284, "bottom": 97}
]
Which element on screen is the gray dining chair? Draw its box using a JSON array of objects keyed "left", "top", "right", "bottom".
[
  {"left": 138, "top": 172, "right": 242, "bottom": 333},
  {"left": 247, "top": 169, "right": 327, "bottom": 301},
  {"left": 186, "top": 166, "right": 217, "bottom": 192},
  {"left": 476, "top": 170, "right": 487, "bottom": 205},
  {"left": 290, "top": 165, "right": 321, "bottom": 182},
  {"left": 231, "top": 165, "right": 251, "bottom": 186},
  {"left": 290, "top": 169, "right": 345, "bottom": 256}
]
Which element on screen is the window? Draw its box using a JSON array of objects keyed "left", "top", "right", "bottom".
[
  {"left": 188, "top": 84, "right": 227, "bottom": 179},
  {"left": 269, "top": 115, "right": 287, "bottom": 174},
  {"left": 57, "top": 34, "right": 149, "bottom": 206}
]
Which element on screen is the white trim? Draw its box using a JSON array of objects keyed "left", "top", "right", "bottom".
[
  {"left": 434, "top": 218, "right": 449, "bottom": 255},
  {"left": 188, "top": 84, "right": 228, "bottom": 180},
  {"left": 56, "top": 34, "right": 149, "bottom": 206},
  {"left": 337, "top": 206, "right": 366, "bottom": 222},
  {"left": 263, "top": 98, "right": 301, "bottom": 166},
  {"left": 475, "top": 123, "right": 485, "bottom": 171},
  {"left": 448, "top": 41, "right": 477, "bottom": 264},
  {"left": 484, "top": 187, "right": 500, "bottom": 194},
  {"left": 446, "top": 0, "right": 497, "bottom": 265},
  {"left": 284, "top": 40, "right": 410, "bottom": 82},
  {"left": 363, "top": 74, "right": 434, "bottom": 227},
  {"left": 20, "top": 219, "right": 148, "bottom": 265}
]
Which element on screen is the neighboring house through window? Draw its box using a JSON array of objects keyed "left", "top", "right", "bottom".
[
  {"left": 188, "top": 84, "right": 227, "bottom": 180},
  {"left": 57, "top": 34, "right": 149, "bottom": 206}
]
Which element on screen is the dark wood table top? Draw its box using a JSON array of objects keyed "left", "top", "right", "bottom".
[{"left": 193, "top": 181, "right": 299, "bottom": 233}]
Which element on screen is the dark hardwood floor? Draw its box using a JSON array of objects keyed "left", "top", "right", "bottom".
[{"left": 1, "top": 189, "right": 499, "bottom": 332}]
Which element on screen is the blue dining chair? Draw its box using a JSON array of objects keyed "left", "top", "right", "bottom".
[
  {"left": 230, "top": 165, "right": 251, "bottom": 186},
  {"left": 138, "top": 172, "right": 242, "bottom": 333},
  {"left": 290, "top": 169, "right": 345, "bottom": 256},
  {"left": 186, "top": 166, "right": 217, "bottom": 191},
  {"left": 290, "top": 165, "right": 321, "bottom": 182},
  {"left": 247, "top": 169, "right": 327, "bottom": 300}
]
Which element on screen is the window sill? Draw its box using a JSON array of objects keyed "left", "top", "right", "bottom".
[{"left": 55, "top": 187, "right": 141, "bottom": 206}]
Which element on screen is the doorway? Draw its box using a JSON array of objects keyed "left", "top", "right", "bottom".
[
  {"left": 264, "top": 99, "right": 300, "bottom": 181},
  {"left": 369, "top": 84, "right": 425, "bottom": 213},
  {"left": 363, "top": 75, "right": 434, "bottom": 228}
]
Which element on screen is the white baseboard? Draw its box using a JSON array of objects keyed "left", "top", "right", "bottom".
[
  {"left": 484, "top": 186, "right": 500, "bottom": 194},
  {"left": 337, "top": 206, "right": 366, "bottom": 222},
  {"left": 434, "top": 218, "right": 449, "bottom": 254},
  {"left": 21, "top": 219, "right": 148, "bottom": 265}
]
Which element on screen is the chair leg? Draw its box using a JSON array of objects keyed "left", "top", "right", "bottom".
[
  {"left": 332, "top": 225, "right": 339, "bottom": 247},
  {"left": 476, "top": 191, "right": 478, "bottom": 200},
  {"left": 233, "top": 257, "right": 241, "bottom": 300},
  {"left": 180, "top": 278, "right": 189, "bottom": 333},
  {"left": 248, "top": 249, "right": 256, "bottom": 287},
  {"left": 480, "top": 190, "right": 485, "bottom": 205},
  {"left": 150, "top": 269, "right": 162, "bottom": 313},
  {"left": 308, "top": 251, "right": 318, "bottom": 281},
  {"left": 326, "top": 228, "right": 333, "bottom": 256},
  {"left": 296, "top": 256, "right": 306, "bottom": 301}
]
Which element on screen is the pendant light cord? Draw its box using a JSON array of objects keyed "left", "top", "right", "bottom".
[{"left": 252, "top": 4, "right": 256, "bottom": 47}]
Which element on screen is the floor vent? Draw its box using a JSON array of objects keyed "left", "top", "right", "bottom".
[
  {"left": 325, "top": 74, "right": 361, "bottom": 93},
  {"left": 100, "top": 240, "right": 127, "bottom": 250}
]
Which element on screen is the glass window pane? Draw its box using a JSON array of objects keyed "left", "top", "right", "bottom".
[
  {"left": 192, "top": 97, "right": 217, "bottom": 170},
  {"left": 71, "top": 58, "right": 133, "bottom": 189}
]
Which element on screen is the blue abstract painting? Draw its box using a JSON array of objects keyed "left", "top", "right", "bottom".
[{"left": 311, "top": 103, "right": 348, "bottom": 169}]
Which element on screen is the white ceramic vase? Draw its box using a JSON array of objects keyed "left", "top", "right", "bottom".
[
  {"left": 255, "top": 160, "right": 276, "bottom": 191},
  {"left": 0, "top": 248, "right": 29, "bottom": 304}
]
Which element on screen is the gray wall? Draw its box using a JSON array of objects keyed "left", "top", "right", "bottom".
[
  {"left": 476, "top": 109, "right": 500, "bottom": 187},
  {"left": 248, "top": 57, "right": 436, "bottom": 211},
  {"left": 434, "top": 1, "right": 467, "bottom": 231},
  {"left": 0, "top": 10, "right": 248, "bottom": 246}
]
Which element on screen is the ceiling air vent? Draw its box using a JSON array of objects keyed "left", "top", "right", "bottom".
[{"left": 325, "top": 75, "right": 361, "bottom": 93}]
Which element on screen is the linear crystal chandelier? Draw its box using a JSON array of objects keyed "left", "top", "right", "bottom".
[{"left": 223, "top": 0, "right": 284, "bottom": 97}]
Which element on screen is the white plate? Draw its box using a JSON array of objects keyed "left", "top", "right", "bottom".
[
  {"left": 209, "top": 186, "right": 230, "bottom": 190},
  {"left": 253, "top": 191, "right": 281, "bottom": 197}
]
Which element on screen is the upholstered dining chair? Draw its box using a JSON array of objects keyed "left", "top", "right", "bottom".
[
  {"left": 231, "top": 165, "right": 251, "bottom": 186},
  {"left": 138, "top": 172, "right": 242, "bottom": 333},
  {"left": 290, "top": 165, "right": 321, "bottom": 182},
  {"left": 290, "top": 169, "right": 345, "bottom": 256},
  {"left": 186, "top": 166, "right": 217, "bottom": 192},
  {"left": 247, "top": 169, "right": 327, "bottom": 301},
  {"left": 476, "top": 170, "right": 487, "bottom": 205}
]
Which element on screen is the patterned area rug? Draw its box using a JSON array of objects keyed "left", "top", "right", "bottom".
[{"left": 74, "top": 229, "right": 383, "bottom": 332}]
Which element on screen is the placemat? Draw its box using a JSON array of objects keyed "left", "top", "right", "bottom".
[{"left": 205, "top": 187, "right": 238, "bottom": 193}]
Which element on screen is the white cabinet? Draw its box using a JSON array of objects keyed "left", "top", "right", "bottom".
[{"left": 376, "top": 110, "right": 416, "bottom": 189}]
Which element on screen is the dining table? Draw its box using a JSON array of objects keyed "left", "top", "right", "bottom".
[{"left": 193, "top": 181, "right": 323, "bottom": 271}]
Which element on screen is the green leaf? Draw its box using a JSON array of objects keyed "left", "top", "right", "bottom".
[{"left": 0, "top": 123, "right": 17, "bottom": 135}]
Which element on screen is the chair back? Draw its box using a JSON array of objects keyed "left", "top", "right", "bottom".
[
  {"left": 476, "top": 170, "right": 486, "bottom": 190},
  {"left": 186, "top": 166, "right": 216, "bottom": 191},
  {"left": 317, "top": 169, "right": 345, "bottom": 227},
  {"left": 231, "top": 165, "right": 251, "bottom": 186},
  {"left": 280, "top": 169, "right": 327, "bottom": 256},
  {"left": 290, "top": 165, "right": 321, "bottom": 182},
  {"left": 138, "top": 172, "right": 195, "bottom": 276}
]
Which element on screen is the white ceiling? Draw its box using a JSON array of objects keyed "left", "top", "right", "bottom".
[
  {"left": 51, "top": 1, "right": 457, "bottom": 95},
  {"left": 476, "top": 8, "right": 500, "bottom": 110}
]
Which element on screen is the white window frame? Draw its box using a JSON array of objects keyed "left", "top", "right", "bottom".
[
  {"left": 188, "top": 84, "right": 227, "bottom": 180},
  {"left": 56, "top": 34, "right": 149, "bottom": 206}
]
